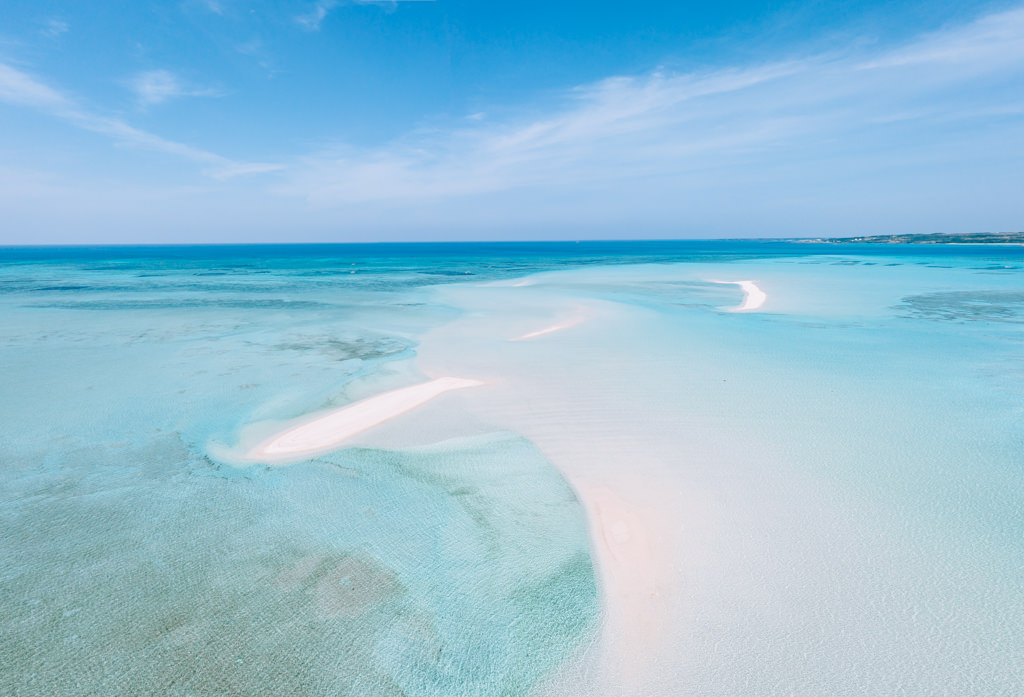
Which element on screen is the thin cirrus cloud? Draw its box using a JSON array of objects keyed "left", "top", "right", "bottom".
[
  {"left": 41, "top": 19, "right": 70, "bottom": 38},
  {"left": 200, "top": 0, "right": 225, "bottom": 15},
  {"left": 278, "top": 4, "right": 1024, "bottom": 215},
  {"left": 2, "top": 3, "right": 1022, "bottom": 241},
  {"left": 129, "top": 69, "right": 223, "bottom": 107},
  {"left": 297, "top": 0, "right": 436, "bottom": 30},
  {"left": 0, "top": 62, "right": 280, "bottom": 179}
]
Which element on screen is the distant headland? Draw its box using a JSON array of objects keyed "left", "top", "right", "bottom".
[{"left": 801, "top": 232, "right": 1024, "bottom": 245}]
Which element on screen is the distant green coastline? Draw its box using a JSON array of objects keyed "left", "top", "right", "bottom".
[{"left": 802, "top": 232, "right": 1024, "bottom": 245}]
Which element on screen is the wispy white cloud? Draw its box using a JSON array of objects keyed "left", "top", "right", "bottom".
[
  {"left": 296, "top": 1, "right": 338, "bottom": 30},
  {"left": 200, "top": 0, "right": 224, "bottom": 15},
  {"left": 857, "top": 6, "right": 1024, "bottom": 72},
  {"left": 278, "top": 4, "right": 1024, "bottom": 218},
  {"left": 0, "top": 62, "right": 280, "bottom": 179},
  {"left": 235, "top": 38, "right": 263, "bottom": 56},
  {"left": 4, "top": 4, "right": 1023, "bottom": 242},
  {"left": 129, "top": 69, "right": 222, "bottom": 107},
  {"left": 297, "top": 0, "right": 436, "bottom": 30},
  {"left": 0, "top": 61, "right": 78, "bottom": 112},
  {"left": 41, "top": 19, "right": 69, "bottom": 38},
  {"left": 234, "top": 38, "right": 281, "bottom": 76}
]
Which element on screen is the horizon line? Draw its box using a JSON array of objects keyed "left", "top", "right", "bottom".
[{"left": 4, "top": 231, "right": 1023, "bottom": 250}]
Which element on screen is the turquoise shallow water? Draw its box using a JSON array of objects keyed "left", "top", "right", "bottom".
[
  {"left": 494, "top": 255, "right": 1024, "bottom": 694},
  {"left": 1, "top": 242, "right": 1023, "bottom": 695}
]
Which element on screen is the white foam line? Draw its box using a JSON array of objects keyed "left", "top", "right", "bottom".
[
  {"left": 510, "top": 316, "right": 585, "bottom": 341},
  {"left": 247, "top": 377, "right": 484, "bottom": 461},
  {"left": 711, "top": 279, "right": 767, "bottom": 311}
]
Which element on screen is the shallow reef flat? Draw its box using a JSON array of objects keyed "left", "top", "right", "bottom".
[
  {"left": 1, "top": 242, "right": 1023, "bottom": 696},
  {"left": 0, "top": 427, "right": 597, "bottom": 696}
]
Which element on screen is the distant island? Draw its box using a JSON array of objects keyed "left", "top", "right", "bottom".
[{"left": 802, "top": 232, "right": 1024, "bottom": 244}]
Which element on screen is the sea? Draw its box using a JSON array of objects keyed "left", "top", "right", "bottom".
[{"left": 1, "top": 241, "right": 1021, "bottom": 696}]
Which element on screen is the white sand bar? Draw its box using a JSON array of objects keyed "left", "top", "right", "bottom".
[
  {"left": 248, "top": 377, "right": 483, "bottom": 461},
  {"left": 712, "top": 279, "right": 767, "bottom": 311},
  {"left": 510, "top": 316, "right": 585, "bottom": 341}
]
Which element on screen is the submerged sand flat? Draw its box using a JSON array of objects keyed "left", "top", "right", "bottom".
[
  {"left": 233, "top": 262, "right": 1023, "bottom": 695},
  {"left": 410, "top": 264, "right": 1024, "bottom": 695},
  {"left": 6, "top": 248, "right": 1024, "bottom": 697},
  {"left": 415, "top": 286, "right": 692, "bottom": 694}
]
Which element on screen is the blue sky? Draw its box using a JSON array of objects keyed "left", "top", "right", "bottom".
[{"left": 1, "top": 0, "right": 1022, "bottom": 243}]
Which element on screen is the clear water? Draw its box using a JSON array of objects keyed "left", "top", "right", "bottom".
[{"left": 1, "top": 242, "right": 1022, "bottom": 695}]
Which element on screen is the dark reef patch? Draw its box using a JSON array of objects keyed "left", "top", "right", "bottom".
[{"left": 897, "top": 291, "right": 1024, "bottom": 323}]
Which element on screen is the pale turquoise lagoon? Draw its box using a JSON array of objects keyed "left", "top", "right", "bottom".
[{"left": 1, "top": 242, "right": 1022, "bottom": 695}]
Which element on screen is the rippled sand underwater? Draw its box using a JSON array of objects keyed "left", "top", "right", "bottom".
[{"left": 1, "top": 242, "right": 1022, "bottom": 696}]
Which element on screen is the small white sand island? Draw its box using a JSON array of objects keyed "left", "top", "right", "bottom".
[
  {"left": 711, "top": 279, "right": 767, "bottom": 311},
  {"left": 510, "top": 316, "right": 585, "bottom": 341},
  {"left": 247, "top": 376, "right": 484, "bottom": 462}
]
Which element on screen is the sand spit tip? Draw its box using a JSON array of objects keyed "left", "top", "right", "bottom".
[
  {"left": 245, "top": 376, "right": 484, "bottom": 462},
  {"left": 709, "top": 280, "right": 767, "bottom": 311}
]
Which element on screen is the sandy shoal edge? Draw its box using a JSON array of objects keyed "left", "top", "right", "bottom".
[
  {"left": 244, "top": 376, "right": 484, "bottom": 462},
  {"left": 510, "top": 316, "right": 586, "bottom": 341},
  {"left": 710, "top": 279, "right": 767, "bottom": 311}
]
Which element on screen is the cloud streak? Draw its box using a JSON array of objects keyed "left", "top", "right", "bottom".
[
  {"left": 0, "top": 62, "right": 280, "bottom": 179},
  {"left": 129, "top": 69, "right": 222, "bottom": 107},
  {"left": 279, "top": 4, "right": 1024, "bottom": 223},
  {"left": 297, "top": 0, "right": 436, "bottom": 30},
  {"left": 41, "top": 19, "right": 69, "bottom": 38},
  {"left": 2, "top": 4, "right": 1022, "bottom": 242}
]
